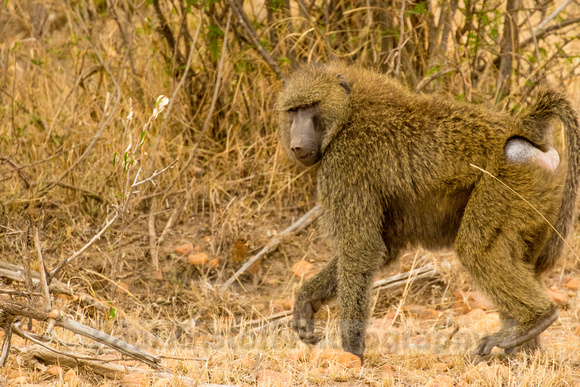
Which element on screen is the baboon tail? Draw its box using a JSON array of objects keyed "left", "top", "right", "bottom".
[{"left": 523, "top": 88, "right": 580, "bottom": 274}]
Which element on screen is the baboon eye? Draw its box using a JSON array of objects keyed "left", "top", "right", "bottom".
[{"left": 287, "top": 103, "right": 317, "bottom": 113}]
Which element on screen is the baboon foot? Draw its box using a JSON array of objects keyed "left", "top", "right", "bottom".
[
  {"left": 292, "top": 299, "right": 322, "bottom": 344},
  {"left": 475, "top": 308, "right": 558, "bottom": 356},
  {"left": 504, "top": 336, "right": 541, "bottom": 355}
]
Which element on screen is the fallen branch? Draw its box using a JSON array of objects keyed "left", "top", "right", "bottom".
[
  {"left": 372, "top": 264, "right": 439, "bottom": 292},
  {"left": 221, "top": 205, "right": 321, "bottom": 291},
  {"left": 232, "top": 264, "right": 441, "bottom": 331},
  {"left": 0, "top": 262, "right": 72, "bottom": 297},
  {"left": 20, "top": 345, "right": 232, "bottom": 386},
  {"left": 0, "top": 299, "right": 161, "bottom": 369},
  {"left": 48, "top": 211, "right": 119, "bottom": 282},
  {"left": 0, "top": 262, "right": 112, "bottom": 314}
]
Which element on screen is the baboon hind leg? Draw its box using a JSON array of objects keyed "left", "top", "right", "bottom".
[
  {"left": 502, "top": 316, "right": 541, "bottom": 355},
  {"left": 455, "top": 184, "right": 557, "bottom": 356}
]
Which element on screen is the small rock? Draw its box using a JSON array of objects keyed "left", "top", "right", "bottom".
[
  {"left": 8, "top": 369, "right": 28, "bottom": 379},
  {"left": 472, "top": 312, "right": 500, "bottom": 332},
  {"left": 564, "top": 278, "right": 579, "bottom": 290},
  {"left": 257, "top": 369, "right": 292, "bottom": 386},
  {"left": 209, "top": 257, "right": 221, "bottom": 269},
  {"left": 282, "top": 298, "right": 293, "bottom": 310},
  {"left": 291, "top": 260, "right": 315, "bottom": 278},
  {"left": 174, "top": 243, "right": 193, "bottom": 255},
  {"left": 188, "top": 252, "right": 209, "bottom": 266},
  {"left": 546, "top": 289, "right": 568, "bottom": 305},
  {"left": 121, "top": 372, "right": 149, "bottom": 387},
  {"left": 47, "top": 366, "right": 64, "bottom": 376},
  {"left": 425, "top": 375, "right": 454, "bottom": 387},
  {"left": 153, "top": 268, "right": 163, "bottom": 281},
  {"left": 454, "top": 290, "right": 493, "bottom": 313},
  {"left": 311, "top": 348, "right": 361, "bottom": 370},
  {"left": 64, "top": 369, "right": 80, "bottom": 385}
]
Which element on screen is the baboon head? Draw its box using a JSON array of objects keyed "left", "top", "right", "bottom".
[{"left": 277, "top": 65, "right": 352, "bottom": 167}]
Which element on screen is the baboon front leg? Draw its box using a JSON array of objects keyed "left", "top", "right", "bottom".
[
  {"left": 293, "top": 256, "right": 338, "bottom": 344},
  {"left": 338, "top": 253, "right": 381, "bottom": 360}
]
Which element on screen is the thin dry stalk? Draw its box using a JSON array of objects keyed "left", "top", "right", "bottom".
[{"left": 222, "top": 205, "right": 321, "bottom": 291}]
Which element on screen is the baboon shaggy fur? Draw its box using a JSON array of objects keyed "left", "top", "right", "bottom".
[{"left": 277, "top": 63, "right": 580, "bottom": 359}]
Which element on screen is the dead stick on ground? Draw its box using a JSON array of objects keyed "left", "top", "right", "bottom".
[
  {"left": 221, "top": 205, "right": 321, "bottom": 291},
  {"left": 20, "top": 345, "right": 232, "bottom": 386},
  {"left": 234, "top": 264, "right": 440, "bottom": 330},
  {"left": 34, "top": 228, "right": 51, "bottom": 309},
  {"left": 0, "top": 316, "right": 13, "bottom": 367},
  {"left": 372, "top": 264, "right": 439, "bottom": 292},
  {"left": 0, "top": 300, "right": 160, "bottom": 369}
]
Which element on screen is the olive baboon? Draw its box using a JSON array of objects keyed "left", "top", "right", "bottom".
[{"left": 276, "top": 63, "right": 580, "bottom": 360}]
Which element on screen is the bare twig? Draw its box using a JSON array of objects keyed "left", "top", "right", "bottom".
[
  {"left": 221, "top": 205, "right": 321, "bottom": 291},
  {"left": 155, "top": 10, "right": 233, "bottom": 246},
  {"left": 414, "top": 69, "right": 456, "bottom": 93},
  {"left": 168, "top": 10, "right": 232, "bottom": 192},
  {"left": 227, "top": 0, "right": 284, "bottom": 79},
  {"left": 520, "top": 16, "right": 580, "bottom": 49},
  {"left": 34, "top": 228, "right": 51, "bottom": 308},
  {"left": 149, "top": 197, "right": 159, "bottom": 271},
  {"left": 21, "top": 345, "right": 230, "bottom": 386},
  {"left": 0, "top": 157, "right": 30, "bottom": 188},
  {"left": 48, "top": 212, "right": 120, "bottom": 282},
  {"left": 0, "top": 317, "right": 14, "bottom": 367},
  {"left": 372, "top": 264, "right": 439, "bottom": 292},
  {"left": 0, "top": 262, "right": 73, "bottom": 298},
  {"left": 46, "top": 180, "right": 103, "bottom": 202},
  {"left": 22, "top": 225, "right": 34, "bottom": 299},
  {"left": 394, "top": 0, "right": 406, "bottom": 77},
  {"left": 147, "top": 11, "right": 204, "bottom": 177},
  {"left": 533, "top": 0, "right": 574, "bottom": 34},
  {"left": 233, "top": 264, "right": 440, "bottom": 331},
  {"left": 0, "top": 299, "right": 161, "bottom": 368}
]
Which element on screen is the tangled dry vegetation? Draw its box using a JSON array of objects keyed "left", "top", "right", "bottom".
[{"left": 1, "top": 0, "right": 580, "bottom": 386}]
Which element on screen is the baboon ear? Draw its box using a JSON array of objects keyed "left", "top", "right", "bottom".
[{"left": 336, "top": 74, "right": 351, "bottom": 95}]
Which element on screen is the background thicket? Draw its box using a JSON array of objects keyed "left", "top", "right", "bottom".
[{"left": 1, "top": 0, "right": 580, "bottom": 386}]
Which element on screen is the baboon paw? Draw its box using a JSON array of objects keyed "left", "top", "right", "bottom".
[
  {"left": 298, "top": 330, "right": 321, "bottom": 344},
  {"left": 475, "top": 335, "right": 496, "bottom": 356},
  {"left": 292, "top": 301, "right": 320, "bottom": 344}
]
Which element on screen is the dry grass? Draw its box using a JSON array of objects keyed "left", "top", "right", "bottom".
[{"left": 1, "top": 0, "right": 580, "bottom": 385}]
